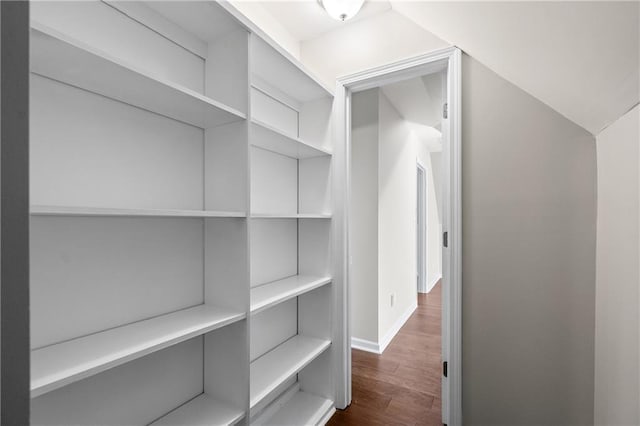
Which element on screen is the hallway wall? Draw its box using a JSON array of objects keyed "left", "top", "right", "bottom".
[
  {"left": 350, "top": 88, "right": 379, "bottom": 344},
  {"left": 594, "top": 104, "right": 640, "bottom": 425},
  {"left": 350, "top": 89, "right": 419, "bottom": 351},
  {"left": 416, "top": 139, "right": 442, "bottom": 292},
  {"left": 377, "top": 91, "right": 418, "bottom": 345}
]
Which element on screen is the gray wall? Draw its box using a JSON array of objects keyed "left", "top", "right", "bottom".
[{"left": 461, "top": 54, "right": 596, "bottom": 425}]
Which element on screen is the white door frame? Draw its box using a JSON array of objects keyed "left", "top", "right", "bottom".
[
  {"left": 332, "top": 46, "right": 462, "bottom": 425},
  {"left": 417, "top": 161, "right": 428, "bottom": 294}
]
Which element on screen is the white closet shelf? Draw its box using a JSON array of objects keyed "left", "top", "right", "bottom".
[
  {"left": 250, "top": 335, "right": 331, "bottom": 409},
  {"left": 251, "top": 119, "right": 332, "bottom": 159},
  {"left": 263, "top": 390, "right": 334, "bottom": 426},
  {"left": 251, "top": 275, "right": 332, "bottom": 315},
  {"left": 151, "top": 393, "right": 245, "bottom": 426},
  {"left": 31, "top": 305, "right": 245, "bottom": 398},
  {"left": 30, "top": 22, "right": 246, "bottom": 129},
  {"left": 251, "top": 213, "right": 332, "bottom": 219},
  {"left": 30, "top": 205, "right": 246, "bottom": 218},
  {"left": 251, "top": 36, "right": 333, "bottom": 103}
]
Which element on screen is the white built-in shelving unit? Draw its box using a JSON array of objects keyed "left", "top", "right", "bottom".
[{"left": 29, "top": 1, "right": 336, "bottom": 425}]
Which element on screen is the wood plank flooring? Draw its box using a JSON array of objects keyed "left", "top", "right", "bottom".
[{"left": 328, "top": 282, "right": 442, "bottom": 426}]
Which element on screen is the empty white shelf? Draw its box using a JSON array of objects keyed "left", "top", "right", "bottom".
[
  {"left": 151, "top": 393, "right": 245, "bottom": 426},
  {"left": 251, "top": 119, "right": 332, "bottom": 159},
  {"left": 31, "top": 205, "right": 246, "bottom": 218},
  {"left": 251, "top": 276, "right": 332, "bottom": 315},
  {"left": 251, "top": 36, "right": 333, "bottom": 103},
  {"left": 250, "top": 335, "right": 331, "bottom": 409},
  {"left": 263, "top": 391, "right": 334, "bottom": 426},
  {"left": 32, "top": 305, "right": 245, "bottom": 397},
  {"left": 31, "top": 22, "right": 246, "bottom": 129},
  {"left": 251, "top": 213, "right": 332, "bottom": 219}
]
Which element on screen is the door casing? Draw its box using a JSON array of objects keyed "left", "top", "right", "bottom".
[{"left": 332, "top": 46, "right": 462, "bottom": 426}]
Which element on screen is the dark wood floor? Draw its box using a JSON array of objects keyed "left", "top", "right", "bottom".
[{"left": 328, "top": 282, "right": 442, "bottom": 426}]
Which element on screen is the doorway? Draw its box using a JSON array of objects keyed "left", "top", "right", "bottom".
[{"left": 332, "top": 48, "right": 462, "bottom": 426}]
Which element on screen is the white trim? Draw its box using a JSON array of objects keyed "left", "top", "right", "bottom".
[
  {"left": 335, "top": 47, "right": 463, "bottom": 425},
  {"left": 379, "top": 301, "right": 418, "bottom": 354},
  {"left": 350, "top": 301, "right": 417, "bottom": 355},
  {"left": 332, "top": 78, "right": 351, "bottom": 410},
  {"left": 337, "top": 47, "right": 456, "bottom": 91},
  {"left": 350, "top": 337, "right": 381, "bottom": 354},
  {"left": 416, "top": 157, "right": 428, "bottom": 170},
  {"left": 417, "top": 161, "right": 428, "bottom": 294},
  {"left": 426, "top": 275, "right": 442, "bottom": 294},
  {"left": 448, "top": 48, "right": 463, "bottom": 426}
]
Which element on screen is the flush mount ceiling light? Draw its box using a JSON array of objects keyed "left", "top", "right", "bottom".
[{"left": 320, "top": 0, "right": 365, "bottom": 21}]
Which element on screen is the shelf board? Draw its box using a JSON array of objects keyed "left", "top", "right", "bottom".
[
  {"left": 251, "top": 36, "right": 333, "bottom": 103},
  {"left": 30, "top": 22, "right": 246, "bottom": 129},
  {"left": 251, "top": 213, "right": 332, "bottom": 219},
  {"left": 251, "top": 119, "right": 332, "bottom": 159},
  {"left": 251, "top": 276, "right": 332, "bottom": 315},
  {"left": 30, "top": 205, "right": 246, "bottom": 218},
  {"left": 250, "top": 335, "right": 331, "bottom": 409},
  {"left": 263, "top": 391, "right": 334, "bottom": 426},
  {"left": 151, "top": 393, "right": 245, "bottom": 426},
  {"left": 31, "top": 305, "right": 245, "bottom": 398}
]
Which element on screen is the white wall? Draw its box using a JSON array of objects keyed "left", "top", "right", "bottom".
[
  {"left": 350, "top": 88, "right": 379, "bottom": 343},
  {"left": 594, "top": 104, "right": 640, "bottom": 425},
  {"left": 377, "top": 92, "right": 418, "bottom": 345},
  {"left": 416, "top": 138, "right": 443, "bottom": 292},
  {"left": 350, "top": 89, "right": 421, "bottom": 350},
  {"left": 430, "top": 151, "right": 443, "bottom": 221}
]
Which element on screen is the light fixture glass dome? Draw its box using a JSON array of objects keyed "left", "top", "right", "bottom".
[{"left": 321, "top": 0, "right": 365, "bottom": 21}]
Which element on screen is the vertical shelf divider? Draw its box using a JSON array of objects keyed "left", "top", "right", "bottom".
[{"left": 247, "top": 31, "right": 336, "bottom": 425}]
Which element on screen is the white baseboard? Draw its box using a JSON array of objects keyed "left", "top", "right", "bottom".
[
  {"left": 351, "top": 302, "right": 418, "bottom": 355},
  {"left": 350, "top": 337, "right": 381, "bottom": 354},
  {"left": 379, "top": 301, "right": 417, "bottom": 353},
  {"left": 426, "top": 274, "right": 442, "bottom": 293}
]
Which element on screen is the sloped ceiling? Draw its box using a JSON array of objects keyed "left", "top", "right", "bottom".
[
  {"left": 392, "top": 1, "right": 639, "bottom": 134},
  {"left": 258, "top": 1, "right": 639, "bottom": 135}
]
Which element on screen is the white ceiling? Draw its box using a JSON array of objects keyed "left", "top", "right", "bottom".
[
  {"left": 259, "top": 1, "right": 639, "bottom": 135},
  {"left": 381, "top": 72, "right": 444, "bottom": 129},
  {"left": 381, "top": 73, "right": 444, "bottom": 151},
  {"left": 257, "top": 1, "right": 391, "bottom": 41}
]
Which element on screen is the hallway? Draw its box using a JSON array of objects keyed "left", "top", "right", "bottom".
[{"left": 329, "top": 282, "right": 442, "bottom": 425}]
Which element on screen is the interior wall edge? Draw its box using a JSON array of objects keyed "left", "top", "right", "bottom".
[{"left": 1, "top": 1, "right": 31, "bottom": 424}]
